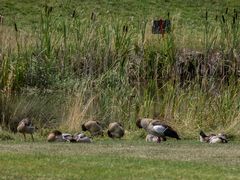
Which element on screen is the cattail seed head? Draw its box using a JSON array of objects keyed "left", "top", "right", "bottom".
[
  {"left": 222, "top": 15, "right": 225, "bottom": 23},
  {"left": 14, "top": 22, "right": 18, "bottom": 32},
  {"left": 123, "top": 25, "right": 128, "bottom": 33},
  {"left": 91, "top": 12, "right": 96, "bottom": 21},
  {"left": 47, "top": 6, "right": 53, "bottom": 15},
  {"left": 72, "top": 10, "right": 76, "bottom": 18},
  {"left": 225, "top": 7, "right": 228, "bottom": 14}
]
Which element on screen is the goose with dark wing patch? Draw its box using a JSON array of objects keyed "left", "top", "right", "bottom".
[
  {"left": 136, "top": 118, "right": 180, "bottom": 142},
  {"left": 147, "top": 121, "right": 180, "bottom": 142}
]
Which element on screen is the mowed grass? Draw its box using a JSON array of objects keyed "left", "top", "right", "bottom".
[{"left": 0, "top": 140, "right": 240, "bottom": 179}]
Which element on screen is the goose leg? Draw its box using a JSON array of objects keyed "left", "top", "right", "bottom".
[
  {"left": 157, "top": 137, "right": 161, "bottom": 143},
  {"left": 23, "top": 133, "right": 26, "bottom": 141},
  {"left": 161, "top": 136, "right": 167, "bottom": 141},
  {"left": 31, "top": 134, "right": 34, "bottom": 142}
]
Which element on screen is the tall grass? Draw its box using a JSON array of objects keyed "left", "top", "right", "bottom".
[{"left": 0, "top": 5, "right": 240, "bottom": 138}]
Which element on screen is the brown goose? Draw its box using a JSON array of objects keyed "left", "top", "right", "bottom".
[
  {"left": 17, "top": 118, "right": 35, "bottom": 141},
  {"left": 47, "top": 130, "right": 65, "bottom": 142},
  {"left": 145, "top": 134, "right": 159, "bottom": 143},
  {"left": 73, "top": 133, "right": 92, "bottom": 143},
  {"left": 136, "top": 118, "right": 154, "bottom": 130},
  {"left": 107, "top": 122, "right": 125, "bottom": 138},
  {"left": 199, "top": 130, "right": 228, "bottom": 144},
  {"left": 47, "top": 130, "right": 75, "bottom": 142},
  {"left": 82, "top": 120, "right": 103, "bottom": 137},
  {"left": 136, "top": 118, "right": 180, "bottom": 142}
]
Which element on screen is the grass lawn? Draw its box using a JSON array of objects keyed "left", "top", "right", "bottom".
[{"left": 0, "top": 139, "right": 240, "bottom": 179}]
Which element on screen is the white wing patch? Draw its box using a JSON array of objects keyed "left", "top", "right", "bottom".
[
  {"left": 62, "top": 133, "right": 73, "bottom": 141},
  {"left": 209, "top": 136, "right": 222, "bottom": 144},
  {"left": 152, "top": 125, "right": 167, "bottom": 135}
]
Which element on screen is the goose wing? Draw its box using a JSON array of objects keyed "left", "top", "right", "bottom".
[
  {"left": 152, "top": 125, "right": 167, "bottom": 136},
  {"left": 62, "top": 133, "right": 73, "bottom": 141}
]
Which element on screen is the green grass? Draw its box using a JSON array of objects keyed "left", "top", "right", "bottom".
[
  {"left": 0, "top": 0, "right": 239, "bottom": 28},
  {"left": 0, "top": 140, "right": 240, "bottom": 179},
  {"left": 1, "top": 2, "right": 240, "bottom": 179}
]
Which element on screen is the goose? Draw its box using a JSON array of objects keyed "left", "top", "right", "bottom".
[
  {"left": 81, "top": 120, "right": 103, "bottom": 137},
  {"left": 17, "top": 118, "right": 35, "bottom": 141},
  {"left": 199, "top": 130, "right": 228, "bottom": 144},
  {"left": 145, "top": 134, "right": 159, "bottom": 143},
  {"left": 147, "top": 121, "right": 180, "bottom": 142},
  {"left": 73, "top": 133, "right": 92, "bottom": 143},
  {"left": 47, "top": 130, "right": 63, "bottom": 142},
  {"left": 47, "top": 130, "right": 75, "bottom": 142},
  {"left": 136, "top": 118, "right": 153, "bottom": 130},
  {"left": 136, "top": 118, "right": 180, "bottom": 141},
  {"left": 107, "top": 122, "right": 125, "bottom": 138}
]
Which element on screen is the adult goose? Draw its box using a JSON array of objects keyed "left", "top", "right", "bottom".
[
  {"left": 145, "top": 134, "right": 159, "bottom": 143},
  {"left": 199, "top": 130, "right": 228, "bottom": 144},
  {"left": 73, "top": 133, "right": 92, "bottom": 143},
  {"left": 136, "top": 118, "right": 153, "bottom": 130},
  {"left": 107, "top": 122, "right": 125, "bottom": 138},
  {"left": 47, "top": 130, "right": 75, "bottom": 142},
  {"left": 82, "top": 120, "right": 103, "bottom": 137},
  {"left": 17, "top": 118, "right": 36, "bottom": 141},
  {"left": 136, "top": 118, "right": 180, "bottom": 142},
  {"left": 147, "top": 121, "right": 180, "bottom": 142}
]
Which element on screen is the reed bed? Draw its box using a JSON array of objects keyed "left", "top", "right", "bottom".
[{"left": 0, "top": 5, "right": 240, "bottom": 138}]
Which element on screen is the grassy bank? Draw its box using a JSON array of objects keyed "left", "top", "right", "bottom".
[
  {"left": 0, "top": 140, "right": 240, "bottom": 179},
  {"left": 0, "top": 0, "right": 240, "bottom": 138}
]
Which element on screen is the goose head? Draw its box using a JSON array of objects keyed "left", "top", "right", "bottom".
[
  {"left": 82, "top": 124, "right": 87, "bottom": 131},
  {"left": 47, "top": 130, "right": 63, "bottom": 142}
]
